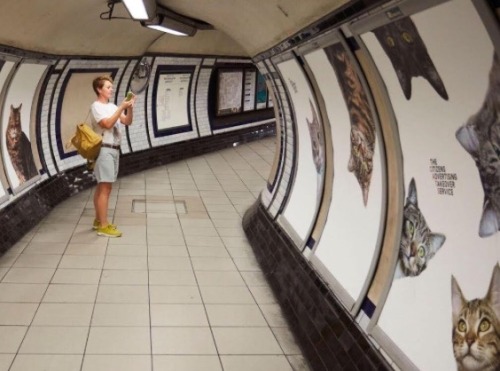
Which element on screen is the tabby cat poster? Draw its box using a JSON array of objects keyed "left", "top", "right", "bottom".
[
  {"left": 304, "top": 44, "right": 384, "bottom": 305},
  {"left": 276, "top": 57, "right": 325, "bottom": 244},
  {"left": 0, "top": 60, "right": 15, "bottom": 200},
  {"left": 1, "top": 62, "right": 45, "bottom": 190},
  {"left": 359, "top": 0, "right": 500, "bottom": 369}
]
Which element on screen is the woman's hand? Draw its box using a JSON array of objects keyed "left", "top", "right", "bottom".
[{"left": 120, "top": 93, "right": 135, "bottom": 109}]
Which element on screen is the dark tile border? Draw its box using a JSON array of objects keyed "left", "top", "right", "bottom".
[
  {"left": 0, "top": 123, "right": 275, "bottom": 255},
  {"left": 242, "top": 201, "right": 392, "bottom": 371}
]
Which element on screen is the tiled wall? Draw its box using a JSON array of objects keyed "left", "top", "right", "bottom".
[
  {"left": 0, "top": 123, "right": 275, "bottom": 255},
  {"left": 243, "top": 202, "right": 391, "bottom": 371}
]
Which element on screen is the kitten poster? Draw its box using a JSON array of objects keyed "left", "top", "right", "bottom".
[
  {"left": 275, "top": 57, "right": 324, "bottom": 244},
  {"left": 0, "top": 60, "right": 15, "bottom": 200},
  {"left": 1, "top": 62, "right": 46, "bottom": 190},
  {"left": 357, "top": 0, "right": 500, "bottom": 369},
  {"left": 303, "top": 44, "right": 384, "bottom": 306}
]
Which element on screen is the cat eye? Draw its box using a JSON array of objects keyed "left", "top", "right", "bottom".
[
  {"left": 417, "top": 246, "right": 425, "bottom": 258},
  {"left": 458, "top": 320, "right": 467, "bottom": 332},
  {"left": 386, "top": 36, "right": 395, "bottom": 47},
  {"left": 405, "top": 221, "right": 414, "bottom": 236},
  {"left": 479, "top": 319, "right": 490, "bottom": 332},
  {"left": 402, "top": 32, "right": 413, "bottom": 43}
]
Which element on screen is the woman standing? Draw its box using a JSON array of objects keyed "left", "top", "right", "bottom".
[{"left": 91, "top": 75, "right": 135, "bottom": 237}]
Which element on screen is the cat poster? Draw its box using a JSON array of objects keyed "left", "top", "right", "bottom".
[
  {"left": 303, "top": 43, "right": 384, "bottom": 307},
  {"left": 357, "top": 0, "right": 500, "bottom": 369},
  {"left": 451, "top": 263, "right": 500, "bottom": 371},
  {"left": 0, "top": 60, "right": 15, "bottom": 201},
  {"left": 275, "top": 56, "right": 324, "bottom": 245},
  {"left": 1, "top": 62, "right": 46, "bottom": 191}
]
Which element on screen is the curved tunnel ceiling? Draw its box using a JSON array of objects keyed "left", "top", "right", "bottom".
[{"left": 0, "top": 0, "right": 348, "bottom": 58}]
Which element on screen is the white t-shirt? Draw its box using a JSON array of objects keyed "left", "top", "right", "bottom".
[{"left": 90, "top": 101, "right": 122, "bottom": 146}]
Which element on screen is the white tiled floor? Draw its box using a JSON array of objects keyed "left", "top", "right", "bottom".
[{"left": 0, "top": 138, "right": 311, "bottom": 371}]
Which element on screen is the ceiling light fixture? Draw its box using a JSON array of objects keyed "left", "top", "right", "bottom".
[
  {"left": 122, "top": 0, "right": 156, "bottom": 20},
  {"left": 142, "top": 14, "right": 197, "bottom": 36}
]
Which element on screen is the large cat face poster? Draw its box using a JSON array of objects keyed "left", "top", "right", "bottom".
[
  {"left": 275, "top": 57, "right": 325, "bottom": 244},
  {"left": 1, "top": 62, "right": 46, "bottom": 191},
  {"left": 356, "top": 0, "right": 500, "bottom": 369},
  {"left": 304, "top": 43, "right": 384, "bottom": 307}
]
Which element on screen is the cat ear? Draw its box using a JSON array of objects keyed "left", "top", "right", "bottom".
[
  {"left": 486, "top": 264, "right": 500, "bottom": 320},
  {"left": 406, "top": 178, "right": 418, "bottom": 206},
  {"left": 421, "top": 60, "right": 449, "bottom": 100},
  {"left": 455, "top": 124, "right": 479, "bottom": 156},
  {"left": 451, "top": 275, "right": 465, "bottom": 323},
  {"left": 428, "top": 232, "right": 446, "bottom": 253},
  {"left": 479, "top": 200, "right": 499, "bottom": 238}
]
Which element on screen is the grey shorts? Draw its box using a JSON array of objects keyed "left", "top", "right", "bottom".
[{"left": 94, "top": 147, "right": 120, "bottom": 183}]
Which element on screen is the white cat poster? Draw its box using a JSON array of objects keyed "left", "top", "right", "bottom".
[
  {"left": 1, "top": 62, "right": 46, "bottom": 191},
  {"left": 304, "top": 44, "right": 384, "bottom": 308},
  {"left": 275, "top": 57, "right": 324, "bottom": 245},
  {"left": 357, "top": 0, "right": 500, "bottom": 369}
]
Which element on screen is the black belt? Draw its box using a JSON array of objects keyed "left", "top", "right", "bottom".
[{"left": 102, "top": 143, "right": 120, "bottom": 150}]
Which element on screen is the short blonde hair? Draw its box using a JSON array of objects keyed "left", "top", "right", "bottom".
[{"left": 92, "top": 75, "right": 113, "bottom": 95}]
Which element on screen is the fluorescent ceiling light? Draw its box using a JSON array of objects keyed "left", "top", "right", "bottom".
[
  {"left": 143, "top": 15, "right": 197, "bottom": 36},
  {"left": 122, "top": 0, "right": 156, "bottom": 20},
  {"left": 147, "top": 25, "right": 189, "bottom": 36}
]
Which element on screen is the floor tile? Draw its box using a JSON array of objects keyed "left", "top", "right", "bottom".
[
  {"left": 19, "top": 326, "right": 88, "bottom": 354},
  {"left": 0, "top": 303, "right": 38, "bottom": 325},
  {"left": 149, "top": 270, "right": 197, "bottom": 286},
  {"left": 51, "top": 269, "right": 101, "bottom": 284},
  {"left": 9, "top": 355, "right": 82, "bottom": 371},
  {"left": 206, "top": 304, "right": 267, "bottom": 326},
  {"left": 97, "top": 285, "right": 149, "bottom": 303},
  {"left": 2, "top": 268, "right": 55, "bottom": 284},
  {"left": 12, "top": 254, "right": 61, "bottom": 268},
  {"left": 92, "top": 304, "right": 150, "bottom": 326},
  {"left": 0, "top": 326, "right": 28, "bottom": 353},
  {"left": 195, "top": 271, "right": 245, "bottom": 286},
  {"left": 153, "top": 355, "right": 222, "bottom": 371},
  {"left": 148, "top": 246, "right": 189, "bottom": 257},
  {"left": 220, "top": 355, "right": 293, "bottom": 371},
  {"left": 81, "top": 355, "right": 151, "bottom": 371},
  {"left": 212, "top": 327, "right": 282, "bottom": 354},
  {"left": 22, "top": 242, "right": 67, "bottom": 255},
  {"left": 151, "top": 304, "right": 208, "bottom": 326},
  {"left": 86, "top": 327, "right": 151, "bottom": 354},
  {"left": 32, "top": 303, "right": 93, "bottom": 326},
  {"left": 100, "top": 270, "right": 148, "bottom": 285},
  {"left": 149, "top": 286, "right": 201, "bottom": 304},
  {"left": 0, "top": 354, "right": 14, "bottom": 371},
  {"left": 190, "top": 257, "right": 237, "bottom": 271},
  {"left": 199, "top": 286, "right": 255, "bottom": 304},
  {"left": 151, "top": 327, "right": 217, "bottom": 355},
  {"left": 148, "top": 256, "right": 192, "bottom": 271},
  {"left": 42, "top": 284, "right": 98, "bottom": 303},
  {"left": 186, "top": 246, "right": 230, "bottom": 258},
  {"left": 104, "top": 256, "right": 148, "bottom": 270},
  {"left": 107, "top": 245, "right": 148, "bottom": 256},
  {"left": 59, "top": 255, "right": 104, "bottom": 269},
  {"left": 0, "top": 283, "right": 47, "bottom": 303},
  {"left": 63, "top": 243, "right": 107, "bottom": 256}
]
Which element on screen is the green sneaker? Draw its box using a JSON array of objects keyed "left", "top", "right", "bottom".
[
  {"left": 93, "top": 219, "right": 116, "bottom": 230},
  {"left": 97, "top": 224, "right": 122, "bottom": 238}
]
